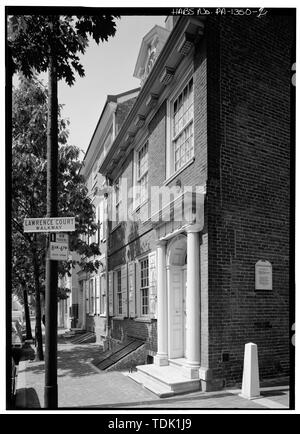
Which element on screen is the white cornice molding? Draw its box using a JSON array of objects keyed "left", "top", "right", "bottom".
[{"left": 100, "top": 16, "right": 206, "bottom": 179}]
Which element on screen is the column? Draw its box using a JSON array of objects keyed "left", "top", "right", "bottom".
[
  {"left": 185, "top": 225, "right": 201, "bottom": 369},
  {"left": 154, "top": 240, "right": 169, "bottom": 366}
]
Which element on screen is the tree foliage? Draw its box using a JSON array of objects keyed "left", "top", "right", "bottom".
[
  {"left": 12, "top": 76, "right": 101, "bottom": 300},
  {"left": 8, "top": 15, "right": 119, "bottom": 85}
]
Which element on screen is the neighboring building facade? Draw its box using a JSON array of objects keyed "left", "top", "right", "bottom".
[
  {"left": 57, "top": 254, "right": 81, "bottom": 329},
  {"left": 86, "top": 14, "right": 293, "bottom": 391},
  {"left": 79, "top": 88, "right": 140, "bottom": 346}
]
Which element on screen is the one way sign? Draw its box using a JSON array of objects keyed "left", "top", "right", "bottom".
[{"left": 49, "top": 242, "right": 69, "bottom": 261}]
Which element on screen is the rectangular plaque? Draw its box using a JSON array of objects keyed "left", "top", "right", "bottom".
[
  {"left": 49, "top": 242, "right": 69, "bottom": 261},
  {"left": 255, "top": 260, "right": 272, "bottom": 290}
]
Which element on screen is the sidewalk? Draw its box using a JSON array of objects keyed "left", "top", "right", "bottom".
[{"left": 15, "top": 330, "right": 290, "bottom": 410}]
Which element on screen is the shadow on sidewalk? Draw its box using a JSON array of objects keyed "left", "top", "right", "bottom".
[
  {"left": 22, "top": 344, "right": 103, "bottom": 379},
  {"left": 15, "top": 388, "right": 41, "bottom": 409}
]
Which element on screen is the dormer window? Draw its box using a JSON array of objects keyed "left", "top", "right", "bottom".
[{"left": 133, "top": 25, "right": 170, "bottom": 87}]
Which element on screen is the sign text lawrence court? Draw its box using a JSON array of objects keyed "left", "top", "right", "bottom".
[{"left": 24, "top": 217, "right": 75, "bottom": 233}]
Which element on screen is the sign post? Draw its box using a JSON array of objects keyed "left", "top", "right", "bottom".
[{"left": 23, "top": 219, "right": 75, "bottom": 410}]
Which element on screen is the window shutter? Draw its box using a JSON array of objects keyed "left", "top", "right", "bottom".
[
  {"left": 121, "top": 264, "right": 128, "bottom": 317},
  {"left": 128, "top": 261, "right": 136, "bottom": 318},
  {"left": 108, "top": 271, "right": 114, "bottom": 316},
  {"left": 135, "top": 260, "right": 141, "bottom": 317},
  {"left": 96, "top": 276, "right": 100, "bottom": 315},
  {"left": 85, "top": 280, "right": 89, "bottom": 314},
  {"left": 101, "top": 274, "right": 107, "bottom": 315},
  {"left": 89, "top": 279, "right": 93, "bottom": 314},
  {"left": 149, "top": 251, "right": 157, "bottom": 318},
  {"left": 92, "top": 278, "right": 96, "bottom": 314}
]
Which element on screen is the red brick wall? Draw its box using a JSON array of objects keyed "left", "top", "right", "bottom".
[
  {"left": 110, "top": 318, "right": 157, "bottom": 353},
  {"left": 206, "top": 14, "right": 294, "bottom": 386}
]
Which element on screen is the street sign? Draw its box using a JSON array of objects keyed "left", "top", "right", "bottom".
[
  {"left": 49, "top": 242, "right": 69, "bottom": 261},
  {"left": 50, "top": 233, "right": 69, "bottom": 243},
  {"left": 56, "top": 233, "right": 69, "bottom": 243},
  {"left": 24, "top": 217, "right": 75, "bottom": 233}
]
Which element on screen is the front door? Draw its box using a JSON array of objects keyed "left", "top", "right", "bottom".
[{"left": 168, "top": 266, "right": 186, "bottom": 359}]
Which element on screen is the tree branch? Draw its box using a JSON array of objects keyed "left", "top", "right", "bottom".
[{"left": 12, "top": 217, "right": 33, "bottom": 244}]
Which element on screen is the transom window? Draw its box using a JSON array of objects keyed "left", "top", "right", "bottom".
[
  {"left": 137, "top": 142, "right": 149, "bottom": 205},
  {"left": 172, "top": 77, "right": 194, "bottom": 173},
  {"left": 140, "top": 258, "right": 149, "bottom": 315},
  {"left": 116, "top": 269, "right": 122, "bottom": 315}
]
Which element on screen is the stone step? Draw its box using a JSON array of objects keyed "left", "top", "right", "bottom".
[
  {"left": 126, "top": 371, "right": 175, "bottom": 398},
  {"left": 168, "top": 358, "right": 187, "bottom": 369},
  {"left": 136, "top": 364, "right": 201, "bottom": 395}
]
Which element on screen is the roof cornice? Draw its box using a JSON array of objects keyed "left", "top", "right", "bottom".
[{"left": 99, "top": 16, "right": 205, "bottom": 179}]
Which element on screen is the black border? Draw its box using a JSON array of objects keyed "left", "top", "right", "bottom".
[{"left": 5, "top": 6, "right": 296, "bottom": 414}]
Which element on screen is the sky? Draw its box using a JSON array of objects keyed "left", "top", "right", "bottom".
[{"left": 56, "top": 15, "right": 166, "bottom": 155}]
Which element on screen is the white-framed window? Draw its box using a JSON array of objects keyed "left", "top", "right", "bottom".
[
  {"left": 167, "top": 73, "right": 194, "bottom": 177},
  {"left": 112, "top": 179, "right": 122, "bottom": 227},
  {"left": 137, "top": 142, "right": 149, "bottom": 205},
  {"left": 172, "top": 77, "right": 194, "bottom": 172},
  {"left": 116, "top": 269, "right": 122, "bottom": 315},
  {"left": 140, "top": 257, "right": 149, "bottom": 316}
]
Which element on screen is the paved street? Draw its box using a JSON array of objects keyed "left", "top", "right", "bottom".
[{"left": 14, "top": 329, "right": 290, "bottom": 410}]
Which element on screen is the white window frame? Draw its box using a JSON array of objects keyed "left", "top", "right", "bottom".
[
  {"left": 112, "top": 179, "right": 122, "bottom": 228},
  {"left": 166, "top": 68, "right": 194, "bottom": 180},
  {"left": 133, "top": 135, "right": 149, "bottom": 212},
  {"left": 139, "top": 256, "right": 150, "bottom": 317},
  {"left": 136, "top": 141, "right": 149, "bottom": 206}
]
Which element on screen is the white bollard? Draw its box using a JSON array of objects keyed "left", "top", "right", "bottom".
[{"left": 239, "top": 342, "right": 261, "bottom": 400}]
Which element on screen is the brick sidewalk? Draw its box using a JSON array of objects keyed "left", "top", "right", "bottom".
[{"left": 15, "top": 334, "right": 290, "bottom": 410}]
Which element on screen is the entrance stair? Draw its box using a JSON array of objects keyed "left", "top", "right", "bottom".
[{"left": 127, "top": 359, "right": 201, "bottom": 398}]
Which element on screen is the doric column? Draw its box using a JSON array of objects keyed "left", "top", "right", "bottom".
[
  {"left": 154, "top": 240, "right": 169, "bottom": 366},
  {"left": 185, "top": 225, "right": 201, "bottom": 368}
]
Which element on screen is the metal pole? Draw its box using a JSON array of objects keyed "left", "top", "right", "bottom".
[{"left": 44, "top": 24, "right": 59, "bottom": 408}]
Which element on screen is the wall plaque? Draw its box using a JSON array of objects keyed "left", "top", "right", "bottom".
[{"left": 255, "top": 260, "right": 272, "bottom": 290}]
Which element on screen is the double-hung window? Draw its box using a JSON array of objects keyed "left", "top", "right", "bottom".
[
  {"left": 137, "top": 142, "right": 148, "bottom": 206},
  {"left": 140, "top": 257, "right": 149, "bottom": 316},
  {"left": 171, "top": 77, "right": 194, "bottom": 173}
]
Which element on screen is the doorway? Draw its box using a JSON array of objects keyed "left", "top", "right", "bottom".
[{"left": 167, "top": 235, "right": 187, "bottom": 359}]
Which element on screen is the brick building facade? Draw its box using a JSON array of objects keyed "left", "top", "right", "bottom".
[{"left": 86, "top": 14, "right": 294, "bottom": 392}]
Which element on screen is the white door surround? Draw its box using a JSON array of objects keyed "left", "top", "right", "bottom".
[
  {"left": 166, "top": 235, "right": 187, "bottom": 359},
  {"left": 154, "top": 227, "right": 201, "bottom": 378}
]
